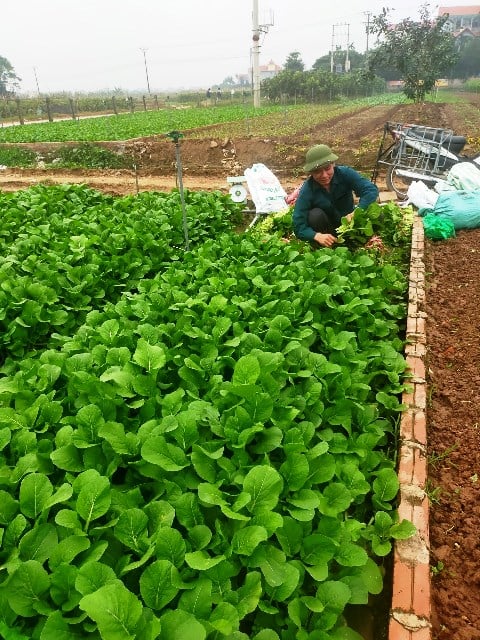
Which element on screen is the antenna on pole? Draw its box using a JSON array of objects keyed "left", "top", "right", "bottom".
[{"left": 331, "top": 23, "right": 350, "bottom": 73}]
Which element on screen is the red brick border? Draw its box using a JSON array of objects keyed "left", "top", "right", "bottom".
[{"left": 389, "top": 215, "right": 431, "bottom": 639}]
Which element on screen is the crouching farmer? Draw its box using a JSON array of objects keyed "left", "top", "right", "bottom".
[{"left": 293, "top": 144, "right": 379, "bottom": 248}]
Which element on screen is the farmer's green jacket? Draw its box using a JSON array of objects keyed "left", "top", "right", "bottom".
[{"left": 293, "top": 166, "right": 379, "bottom": 241}]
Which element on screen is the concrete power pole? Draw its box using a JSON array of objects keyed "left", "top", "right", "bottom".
[
  {"left": 140, "top": 48, "right": 151, "bottom": 95},
  {"left": 364, "top": 11, "right": 372, "bottom": 53},
  {"left": 252, "top": 0, "right": 261, "bottom": 108},
  {"left": 330, "top": 25, "right": 335, "bottom": 73},
  {"left": 345, "top": 23, "right": 350, "bottom": 72}
]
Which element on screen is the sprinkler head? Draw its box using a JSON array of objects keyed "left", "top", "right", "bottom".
[{"left": 166, "top": 130, "right": 184, "bottom": 143}]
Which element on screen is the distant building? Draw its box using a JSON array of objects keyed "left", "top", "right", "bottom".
[
  {"left": 259, "top": 60, "right": 283, "bottom": 79},
  {"left": 236, "top": 60, "right": 283, "bottom": 88},
  {"left": 439, "top": 5, "right": 480, "bottom": 43}
]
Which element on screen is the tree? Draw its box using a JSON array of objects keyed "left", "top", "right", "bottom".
[
  {"left": 367, "top": 3, "right": 459, "bottom": 102},
  {"left": 0, "top": 55, "right": 20, "bottom": 96},
  {"left": 221, "top": 76, "right": 236, "bottom": 87},
  {"left": 284, "top": 52, "right": 305, "bottom": 72},
  {"left": 313, "top": 47, "right": 367, "bottom": 73},
  {"left": 451, "top": 37, "right": 480, "bottom": 79}
]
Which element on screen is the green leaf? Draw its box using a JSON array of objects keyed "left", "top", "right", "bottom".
[
  {"left": 50, "top": 444, "right": 84, "bottom": 472},
  {"left": 371, "top": 535, "right": 392, "bottom": 557},
  {"left": 335, "top": 543, "right": 368, "bottom": 567},
  {"left": 139, "top": 560, "right": 180, "bottom": 610},
  {"left": 44, "top": 483, "right": 74, "bottom": 510},
  {"left": 97, "top": 319, "right": 120, "bottom": 344},
  {"left": 141, "top": 436, "right": 189, "bottom": 471},
  {"left": 79, "top": 581, "right": 143, "bottom": 639},
  {"left": 114, "top": 508, "right": 149, "bottom": 552},
  {"left": 184, "top": 550, "right": 225, "bottom": 570},
  {"left": 232, "top": 354, "right": 261, "bottom": 385},
  {"left": 376, "top": 390, "right": 405, "bottom": 411},
  {"left": 0, "top": 424, "right": 14, "bottom": 446},
  {"left": 19, "top": 523, "right": 58, "bottom": 563},
  {"left": 6, "top": 560, "right": 50, "bottom": 617},
  {"left": 232, "top": 525, "right": 268, "bottom": 556},
  {"left": 74, "top": 404, "right": 104, "bottom": 446},
  {"left": 209, "top": 602, "right": 240, "bottom": 635},
  {"left": 317, "top": 483, "right": 353, "bottom": 517},
  {"left": 178, "top": 578, "right": 212, "bottom": 619},
  {"left": 373, "top": 468, "right": 399, "bottom": 502},
  {"left": 48, "top": 535, "right": 90, "bottom": 570},
  {"left": 187, "top": 525, "right": 212, "bottom": 550},
  {"left": 243, "top": 465, "right": 283, "bottom": 514},
  {"left": 0, "top": 490, "right": 19, "bottom": 524},
  {"left": 275, "top": 517, "right": 303, "bottom": 556},
  {"left": 265, "top": 561, "right": 300, "bottom": 601},
  {"left": 252, "top": 631, "right": 280, "bottom": 640},
  {"left": 144, "top": 500, "right": 175, "bottom": 529},
  {"left": 173, "top": 493, "right": 204, "bottom": 529},
  {"left": 301, "top": 534, "right": 337, "bottom": 565},
  {"left": 287, "top": 489, "right": 320, "bottom": 510},
  {"left": 133, "top": 339, "right": 166, "bottom": 372},
  {"left": 19, "top": 473, "right": 53, "bottom": 518},
  {"left": 40, "top": 610, "right": 85, "bottom": 639},
  {"left": 342, "top": 557, "right": 384, "bottom": 599},
  {"left": 235, "top": 571, "right": 262, "bottom": 619},
  {"left": 279, "top": 453, "right": 309, "bottom": 491},
  {"left": 154, "top": 527, "right": 186, "bottom": 566},
  {"left": 75, "top": 561, "right": 118, "bottom": 596},
  {"left": 390, "top": 519, "right": 417, "bottom": 540},
  {"left": 55, "top": 508, "right": 83, "bottom": 531},
  {"left": 75, "top": 473, "right": 111, "bottom": 529},
  {"left": 329, "top": 627, "right": 366, "bottom": 639},
  {"left": 49, "top": 563, "right": 80, "bottom": 610},
  {"left": 316, "top": 579, "right": 351, "bottom": 612},
  {"left": 159, "top": 609, "right": 207, "bottom": 640}
]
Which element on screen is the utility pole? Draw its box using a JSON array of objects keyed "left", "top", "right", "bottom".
[
  {"left": 251, "top": 0, "right": 273, "bottom": 109},
  {"left": 33, "top": 67, "right": 41, "bottom": 95},
  {"left": 252, "top": 0, "right": 261, "bottom": 108},
  {"left": 345, "top": 23, "right": 350, "bottom": 72},
  {"left": 140, "top": 48, "right": 151, "bottom": 95},
  {"left": 330, "top": 25, "right": 335, "bottom": 73},
  {"left": 330, "top": 23, "right": 349, "bottom": 73},
  {"left": 364, "top": 11, "right": 372, "bottom": 53}
]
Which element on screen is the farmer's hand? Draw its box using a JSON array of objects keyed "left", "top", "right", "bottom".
[
  {"left": 314, "top": 232, "right": 337, "bottom": 248},
  {"left": 345, "top": 212, "right": 354, "bottom": 222}
]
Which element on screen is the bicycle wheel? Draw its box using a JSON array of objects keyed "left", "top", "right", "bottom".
[{"left": 386, "top": 165, "right": 412, "bottom": 200}]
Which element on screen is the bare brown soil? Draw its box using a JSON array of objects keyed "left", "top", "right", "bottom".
[
  {"left": 2, "top": 96, "right": 480, "bottom": 639},
  {"left": 425, "top": 230, "right": 480, "bottom": 640}
]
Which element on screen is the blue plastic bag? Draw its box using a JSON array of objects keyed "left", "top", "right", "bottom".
[{"left": 433, "top": 190, "right": 480, "bottom": 230}]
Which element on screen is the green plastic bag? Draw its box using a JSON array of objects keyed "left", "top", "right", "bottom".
[{"left": 422, "top": 214, "right": 456, "bottom": 240}]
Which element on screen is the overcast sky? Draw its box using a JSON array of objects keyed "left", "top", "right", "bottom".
[{"left": 3, "top": 1, "right": 479, "bottom": 95}]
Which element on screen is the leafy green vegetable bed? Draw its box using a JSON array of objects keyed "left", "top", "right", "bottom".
[
  {"left": 0, "top": 187, "right": 414, "bottom": 640},
  {"left": 0, "top": 184, "right": 242, "bottom": 360}
]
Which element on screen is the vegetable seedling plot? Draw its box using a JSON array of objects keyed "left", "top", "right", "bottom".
[{"left": 0, "top": 185, "right": 415, "bottom": 640}]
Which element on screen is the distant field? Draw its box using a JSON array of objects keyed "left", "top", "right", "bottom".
[{"left": 0, "top": 95, "right": 411, "bottom": 143}]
